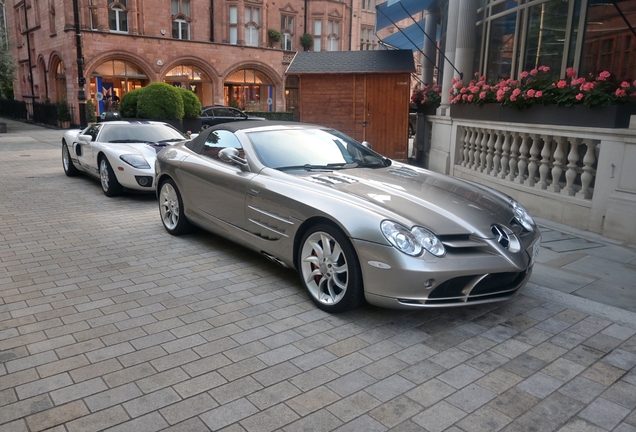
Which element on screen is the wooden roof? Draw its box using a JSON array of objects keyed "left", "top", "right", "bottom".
[{"left": 286, "top": 50, "right": 416, "bottom": 74}]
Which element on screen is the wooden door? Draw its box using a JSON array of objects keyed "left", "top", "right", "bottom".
[{"left": 363, "top": 74, "right": 410, "bottom": 161}]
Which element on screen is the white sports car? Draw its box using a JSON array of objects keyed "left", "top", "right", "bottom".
[{"left": 62, "top": 121, "right": 190, "bottom": 196}]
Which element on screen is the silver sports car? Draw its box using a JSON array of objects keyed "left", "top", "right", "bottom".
[{"left": 155, "top": 121, "right": 541, "bottom": 313}]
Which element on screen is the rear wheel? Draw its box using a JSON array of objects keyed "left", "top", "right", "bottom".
[
  {"left": 62, "top": 142, "right": 79, "bottom": 176},
  {"left": 158, "top": 179, "right": 192, "bottom": 235},
  {"left": 298, "top": 224, "right": 364, "bottom": 313},
  {"left": 99, "top": 156, "right": 123, "bottom": 197}
]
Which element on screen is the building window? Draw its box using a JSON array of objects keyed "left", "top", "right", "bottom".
[
  {"left": 229, "top": 6, "right": 238, "bottom": 44},
  {"left": 360, "top": 27, "right": 375, "bottom": 50},
  {"left": 88, "top": 0, "right": 98, "bottom": 30},
  {"left": 328, "top": 20, "right": 339, "bottom": 51},
  {"left": 171, "top": 0, "right": 191, "bottom": 40},
  {"left": 362, "top": 0, "right": 376, "bottom": 12},
  {"left": 281, "top": 15, "right": 294, "bottom": 50},
  {"left": 108, "top": 0, "right": 128, "bottom": 33},
  {"left": 172, "top": 19, "right": 190, "bottom": 39},
  {"left": 245, "top": 7, "right": 260, "bottom": 46},
  {"left": 313, "top": 19, "right": 322, "bottom": 51}
]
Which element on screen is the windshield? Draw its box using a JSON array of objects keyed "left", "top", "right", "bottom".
[
  {"left": 247, "top": 128, "right": 387, "bottom": 170},
  {"left": 100, "top": 124, "right": 186, "bottom": 143}
]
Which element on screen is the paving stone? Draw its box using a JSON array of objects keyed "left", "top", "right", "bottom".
[
  {"left": 601, "top": 348, "right": 636, "bottom": 371},
  {"left": 285, "top": 386, "right": 341, "bottom": 417},
  {"left": 283, "top": 409, "right": 343, "bottom": 432},
  {"left": 327, "top": 370, "right": 378, "bottom": 397},
  {"left": 530, "top": 391, "right": 585, "bottom": 423},
  {"left": 445, "top": 383, "right": 497, "bottom": 413},
  {"left": 405, "top": 379, "right": 455, "bottom": 408},
  {"left": 438, "top": 364, "right": 485, "bottom": 389},
  {"left": 578, "top": 397, "right": 631, "bottom": 430},
  {"left": 200, "top": 397, "right": 259, "bottom": 430},
  {"left": 50, "top": 377, "right": 108, "bottom": 405},
  {"left": 489, "top": 387, "right": 540, "bottom": 419},
  {"left": 582, "top": 361, "right": 627, "bottom": 386},
  {"left": 103, "top": 411, "right": 169, "bottom": 432},
  {"left": 602, "top": 380, "right": 636, "bottom": 410},
  {"left": 558, "top": 376, "right": 607, "bottom": 404},
  {"left": 24, "top": 400, "right": 89, "bottom": 432},
  {"left": 412, "top": 401, "right": 467, "bottom": 432},
  {"left": 66, "top": 405, "right": 130, "bottom": 432},
  {"left": 246, "top": 381, "right": 302, "bottom": 410},
  {"left": 327, "top": 390, "right": 382, "bottom": 423},
  {"left": 456, "top": 405, "right": 512, "bottom": 432}
]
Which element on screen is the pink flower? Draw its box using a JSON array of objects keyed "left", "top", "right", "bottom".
[
  {"left": 633, "top": 80, "right": 636, "bottom": 87},
  {"left": 527, "top": 89, "right": 536, "bottom": 97},
  {"left": 512, "top": 88, "right": 522, "bottom": 97},
  {"left": 448, "top": 95, "right": 454, "bottom": 102},
  {"left": 566, "top": 68, "right": 577, "bottom": 78},
  {"left": 631, "top": 92, "right": 636, "bottom": 98},
  {"left": 467, "top": 95, "right": 474, "bottom": 102},
  {"left": 460, "top": 88, "right": 467, "bottom": 94},
  {"left": 462, "top": 94, "right": 468, "bottom": 101},
  {"left": 483, "top": 85, "right": 490, "bottom": 90},
  {"left": 510, "top": 95, "right": 517, "bottom": 102},
  {"left": 539, "top": 66, "right": 550, "bottom": 72},
  {"left": 572, "top": 78, "right": 586, "bottom": 86},
  {"left": 530, "top": 69, "right": 538, "bottom": 76},
  {"left": 520, "top": 71, "right": 529, "bottom": 79},
  {"left": 479, "top": 91, "right": 486, "bottom": 99},
  {"left": 535, "top": 91, "right": 543, "bottom": 98},
  {"left": 598, "top": 71, "right": 611, "bottom": 81},
  {"left": 621, "top": 81, "right": 630, "bottom": 88},
  {"left": 557, "top": 80, "right": 567, "bottom": 89},
  {"left": 576, "top": 93, "right": 584, "bottom": 101},
  {"left": 616, "top": 89, "right": 627, "bottom": 97}
]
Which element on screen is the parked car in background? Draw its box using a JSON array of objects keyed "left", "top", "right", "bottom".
[
  {"left": 200, "top": 106, "right": 266, "bottom": 131},
  {"left": 62, "top": 121, "right": 190, "bottom": 197},
  {"left": 155, "top": 121, "right": 541, "bottom": 313}
]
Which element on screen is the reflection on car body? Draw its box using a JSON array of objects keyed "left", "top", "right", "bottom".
[{"left": 155, "top": 121, "right": 541, "bottom": 313}]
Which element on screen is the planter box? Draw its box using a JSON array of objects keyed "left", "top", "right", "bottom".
[{"left": 450, "top": 103, "right": 636, "bottom": 128}]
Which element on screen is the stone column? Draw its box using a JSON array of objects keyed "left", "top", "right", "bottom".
[
  {"left": 454, "top": 0, "right": 478, "bottom": 83},
  {"left": 422, "top": 10, "right": 438, "bottom": 86},
  {"left": 439, "top": 0, "right": 459, "bottom": 113}
]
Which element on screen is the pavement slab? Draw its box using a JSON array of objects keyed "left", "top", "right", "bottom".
[{"left": 0, "top": 118, "right": 635, "bottom": 431}]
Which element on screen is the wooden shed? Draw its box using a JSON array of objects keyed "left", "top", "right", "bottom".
[{"left": 286, "top": 50, "right": 416, "bottom": 161}]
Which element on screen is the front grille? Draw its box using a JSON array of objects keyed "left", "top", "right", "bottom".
[{"left": 428, "top": 270, "right": 527, "bottom": 299}]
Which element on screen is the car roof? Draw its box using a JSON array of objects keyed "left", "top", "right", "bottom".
[{"left": 99, "top": 120, "right": 171, "bottom": 126}]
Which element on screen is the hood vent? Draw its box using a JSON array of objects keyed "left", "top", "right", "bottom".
[
  {"left": 308, "top": 174, "right": 358, "bottom": 185},
  {"left": 388, "top": 167, "right": 419, "bottom": 178}
]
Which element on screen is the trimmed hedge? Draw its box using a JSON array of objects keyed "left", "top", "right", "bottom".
[
  {"left": 247, "top": 111, "right": 295, "bottom": 121},
  {"left": 137, "top": 82, "right": 184, "bottom": 120},
  {"left": 177, "top": 87, "right": 202, "bottom": 119},
  {"left": 119, "top": 88, "right": 142, "bottom": 118}
]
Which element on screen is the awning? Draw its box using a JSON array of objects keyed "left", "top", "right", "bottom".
[
  {"left": 376, "top": 0, "right": 435, "bottom": 31},
  {"left": 379, "top": 19, "right": 428, "bottom": 51}
]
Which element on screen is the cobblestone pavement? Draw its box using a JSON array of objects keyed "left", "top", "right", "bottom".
[{"left": 0, "top": 123, "right": 635, "bottom": 431}]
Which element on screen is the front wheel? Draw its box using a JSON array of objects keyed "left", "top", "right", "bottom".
[
  {"left": 99, "top": 156, "right": 123, "bottom": 197},
  {"left": 158, "top": 179, "right": 192, "bottom": 235},
  {"left": 62, "top": 142, "right": 79, "bottom": 176},
  {"left": 298, "top": 224, "right": 364, "bottom": 313}
]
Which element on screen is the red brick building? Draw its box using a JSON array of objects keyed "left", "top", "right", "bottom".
[{"left": 5, "top": 0, "right": 391, "bottom": 119}]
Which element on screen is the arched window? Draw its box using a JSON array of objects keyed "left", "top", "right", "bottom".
[
  {"left": 281, "top": 15, "right": 294, "bottom": 51},
  {"left": 245, "top": 6, "right": 260, "bottom": 46},
  {"left": 108, "top": 0, "right": 128, "bottom": 33},
  {"left": 171, "top": 0, "right": 191, "bottom": 40},
  {"left": 225, "top": 68, "right": 273, "bottom": 111}
]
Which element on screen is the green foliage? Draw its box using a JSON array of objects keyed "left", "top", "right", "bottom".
[
  {"left": 300, "top": 34, "right": 313, "bottom": 51},
  {"left": 119, "top": 88, "right": 142, "bottom": 117},
  {"left": 137, "top": 82, "right": 184, "bottom": 120},
  {"left": 176, "top": 87, "right": 201, "bottom": 119},
  {"left": 268, "top": 29, "right": 282, "bottom": 44},
  {"left": 56, "top": 100, "right": 72, "bottom": 122},
  {"left": 85, "top": 99, "right": 97, "bottom": 123},
  {"left": 0, "top": 29, "right": 17, "bottom": 99}
]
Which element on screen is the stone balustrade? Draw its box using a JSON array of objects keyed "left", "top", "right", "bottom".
[{"left": 455, "top": 127, "right": 600, "bottom": 200}]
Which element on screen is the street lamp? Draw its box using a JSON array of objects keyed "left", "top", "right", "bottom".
[{"left": 72, "top": 0, "right": 87, "bottom": 128}]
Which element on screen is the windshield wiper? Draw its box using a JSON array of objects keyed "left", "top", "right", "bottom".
[
  {"left": 157, "top": 138, "right": 185, "bottom": 143},
  {"left": 276, "top": 162, "right": 357, "bottom": 171}
]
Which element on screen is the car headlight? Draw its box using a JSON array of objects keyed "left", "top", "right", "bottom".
[
  {"left": 119, "top": 154, "right": 150, "bottom": 169},
  {"left": 381, "top": 220, "right": 445, "bottom": 257},
  {"left": 510, "top": 199, "right": 535, "bottom": 231}
]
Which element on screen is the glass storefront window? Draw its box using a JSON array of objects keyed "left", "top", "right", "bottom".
[
  {"left": 580, "top": 2, "right": 636, "bottom": 81},
  {"left": 486, "top": 11, "right": 517, "bottom": 81},
  {"left": 224, "top": 68, "right": 272, "bottom": 111},
  {"left": 522, "top": 0, "right": 569, "bottom": 73}
]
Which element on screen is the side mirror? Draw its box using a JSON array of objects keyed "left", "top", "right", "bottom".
[
  {"left": 218, "top": 147, "right": 248, "bottom": 168},
  {"left": 361, "top": 141, "right": 372, "bottom": 149},
  {"left": 78, "top": 134, "right": 93, "bottom": 143}
]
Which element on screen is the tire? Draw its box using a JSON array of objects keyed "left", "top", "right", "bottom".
[
  {"left": 158, "top": 179, "right": 192, "bottom": 235},
  {"left": 62, "top": 142, "right": 79, "bottom": 176},
  {"left": 99, "top": 156, "right": 123, "bottom": 197},
  {"left": 298, "top": 224, "right": 364, "bottom": 313}
]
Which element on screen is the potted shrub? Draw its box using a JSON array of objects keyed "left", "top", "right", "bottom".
[
  {"left": 268, "top": 29, "right": 282, "bottom": 48},
  {"left": 119, "top": 88, "right": 143, "bottom": 118},
  {"left": 56, "top": 100, "right": 72, "bottom": 128},
  {"left": 85, "top": 99, "right": 97, "bottom": 123},
  {"left": 136, "top": 82, "right": 184, "bottom": 130},
  {"left": 300, "top": 34, "right": 313, "bottom": 51}
]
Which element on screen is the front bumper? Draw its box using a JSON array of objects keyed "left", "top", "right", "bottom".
[{"left": 353, "top": 236, "right": 538, "bottom": 309}]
